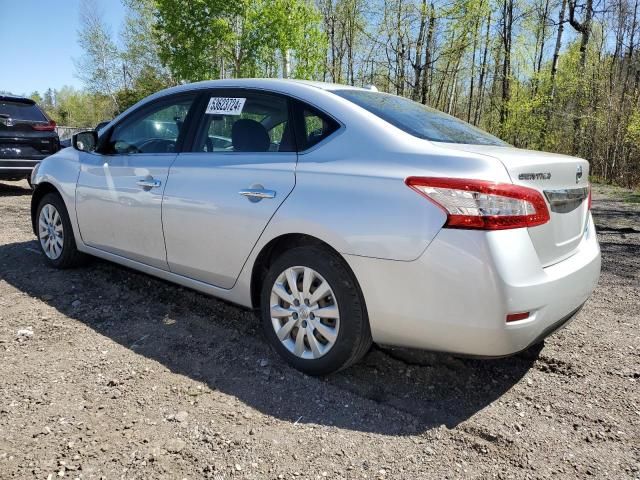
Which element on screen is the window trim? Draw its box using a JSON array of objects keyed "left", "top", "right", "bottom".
[
  {"left": 97, "top": 91, "right": 201, "bottom": 156},
  {"left": 188, "top": 88, "right": 298, "bottom": 155}
]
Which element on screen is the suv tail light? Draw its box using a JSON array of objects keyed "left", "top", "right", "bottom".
[
  {"left": 406, "top": 177, "right": 550, "bottom": 230},
  {"left": 32, "top": 120, "right": 56, "bottom": 131},
  {"left": 587, "top": 183, "right": 592, "bottom": 210}
]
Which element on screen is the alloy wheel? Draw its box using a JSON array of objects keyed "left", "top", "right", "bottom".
[
  {"left": 39, "top": 204, "right": 64, "bottom": 260},
  {"left": 269, "top": 266, "right": 340, "bottom": 359}
]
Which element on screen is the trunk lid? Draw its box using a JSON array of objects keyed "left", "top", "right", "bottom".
[{"left": 440, "top": 144, "right": 590, "bottom": 266}]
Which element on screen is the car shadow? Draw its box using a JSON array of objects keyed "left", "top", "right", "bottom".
[
  {"left": 0, "top": 180, "right": 32, "bottom": 197},
  {"left": 0, "top": 238, "right": 538, "bottom": 436}
]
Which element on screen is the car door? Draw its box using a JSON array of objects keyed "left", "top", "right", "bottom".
[
  {"left": 75, "top": 92, "right": 197, "bottom": 269},
  {"left": 162, "top": 89, "right": 297, "bottom": 288}
]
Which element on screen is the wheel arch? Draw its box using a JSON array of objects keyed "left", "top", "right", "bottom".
[
  {"left": 31, "top": 182, "right": 62, "bottom": 236},
  {"left": 249, "top": 233, "right": 367, "bottom": 316}
]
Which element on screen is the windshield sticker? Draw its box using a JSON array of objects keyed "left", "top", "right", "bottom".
[{"left": 206, "top": 97, "right": 246, "bottom": 115}]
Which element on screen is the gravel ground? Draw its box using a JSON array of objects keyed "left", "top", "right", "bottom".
[{"left": 0, "top": 179, "right": 638, "bottom": 480}]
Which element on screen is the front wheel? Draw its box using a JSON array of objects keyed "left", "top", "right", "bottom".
[
  {"left": 36, "top": 192, "right": 86, "bottom": 268},
  {"left": 260, "top": 245, "right": 372, "bottom": 375}
]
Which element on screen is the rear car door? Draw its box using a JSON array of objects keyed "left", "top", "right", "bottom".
[
  {"left": 0, "top": 96, "right": 58, "bottom": 178},
  {"left": 162, "top": 89, "right": 297, "bottom": 288},
  {"left": 75, "top": 92, "right": 197, "bottom": 269}
]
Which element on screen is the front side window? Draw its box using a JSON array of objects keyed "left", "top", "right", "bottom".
[
  {"left": 106, "top": 96, "right": 194, "bottom": 154},
  {"left": 332, "top": 89, "right": 507, "bottom": 146},
  {"left": 195, "top": 92, "right": 294, "bottom": 153}
]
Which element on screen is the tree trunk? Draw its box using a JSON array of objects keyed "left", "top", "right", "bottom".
[
  {"left": 499, "top": 0, "right": 514, "bottom": 131},
  {"left": 420, "top": 3, "right": 436, "bottom": 104},
  {"left": 474, "top": 12, "right": 491, "bottom": 125}
]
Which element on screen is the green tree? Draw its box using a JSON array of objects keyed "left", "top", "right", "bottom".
[
  {"left": 75, "top": 0, "right": 123, "bottom": 114},
  {"left": 154, "top": 0, "right": 237, "bottom": 81},
  {"left": 154, "top": 0, "right": 326, "bottom": 81}
]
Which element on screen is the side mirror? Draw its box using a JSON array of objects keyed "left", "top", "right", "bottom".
[{"left": 72, "top": 130, "right": 98, "bottom": 152}]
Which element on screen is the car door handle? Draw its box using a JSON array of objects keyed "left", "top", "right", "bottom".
[
  {"left": 239, "top": 188, "right": 276, "bottom": 201},
  {"left": 136, "top": 178, "right": 162, "bottom": 189}
]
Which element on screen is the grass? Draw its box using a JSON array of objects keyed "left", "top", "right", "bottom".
[{"left": 590, "top": 177, "right": 640, "bottom": 204}]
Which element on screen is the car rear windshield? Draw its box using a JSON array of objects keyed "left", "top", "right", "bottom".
[
  {"left": 332, "top": 90, "right": 508, "bottom": 146},
  {"left": 0, "top": 100, "right": 47, "bottom": 122}
]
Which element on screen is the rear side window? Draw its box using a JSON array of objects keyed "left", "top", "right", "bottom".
[
  {"left": 0, "top": 100, "right": 47, "bottom": 122},
  {"left": 194, "top": 91, "right": 295, "bottom": 153},
  {"left": 299, "top": 107, "right": 339, "bottom": 150},
  {"left": 332, "top": 89, "right": 507, "bottom": 146}
]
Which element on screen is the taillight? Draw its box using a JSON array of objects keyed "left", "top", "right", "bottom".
[
  {"left": 587, "top": 183, "right": 592, "bottom": 210},
  {"left": 406, "top": 177, "right": 550, "bottom": 230},
  {"left": 32, "top": 120, "right": 56, "bottom": 131}
]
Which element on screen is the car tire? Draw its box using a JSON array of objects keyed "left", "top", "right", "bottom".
[
  {"left": 36, "top": 192, "right": 86, "bottom": 269},
  {"left": 260, "top": 245, "right": 372, "bottom": 375}
]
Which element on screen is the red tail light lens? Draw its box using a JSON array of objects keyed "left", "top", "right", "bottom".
[
  {"left": 506, "top": 312, "right": 530, "bottom": 322},
  {"left": 32, "top": 120, "right": 56, "bottom": 131},
  {"left": 406, "top": 177, "right": 550, "bottom": 230},
  {"left": 587, "top": 183, "right": 592, "bottom": 210}
]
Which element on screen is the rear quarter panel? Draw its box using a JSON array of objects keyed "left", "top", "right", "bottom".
[{"left": 258, "top": 126, "right": 513, "bottom": 261}]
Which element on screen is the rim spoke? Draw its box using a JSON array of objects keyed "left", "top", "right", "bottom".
[
  {"left": 302, "top": 267, "right": 313, "bottom": 299},
  {"left": 285, "top": 268, "right": 300, "bottom": 300},
  {"left": 312, "top": 305, "right": 339, "bottom": 319},
  {"left": 306, "top": 327, "right": 322, "bottom": 358},
  {"left": 276, "top": 318, "right": 297, "bottom": 341},
  {"left": 270, "top": 305, "right": 293, "bottom": 318},
  {"left": 272, "top": 283, "right": 294, "bottom": 305},
  {"left": 311, "top": 319, "right": 337, "bottom": 343},
  {"left": 309, "top": 280, "right": 331, "bottom": 305},
  {"left": 294, "top": 327, "right": 306, "bottom": 356}
]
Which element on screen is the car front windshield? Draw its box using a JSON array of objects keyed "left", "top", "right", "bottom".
[{"left": 332, "top": 89, "right": 508, "bottom": 146}]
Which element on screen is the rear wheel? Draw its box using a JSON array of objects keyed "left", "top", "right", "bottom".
[
  {"left": 36, "top": 193, "right": 86, "bottom": 268},
  {"left": 260, "top": 245, "right": 372, "bottom": 375}
]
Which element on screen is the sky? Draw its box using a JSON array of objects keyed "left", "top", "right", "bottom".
[{"left": 0, "top": 0, "right": 126, "bottom": 96}]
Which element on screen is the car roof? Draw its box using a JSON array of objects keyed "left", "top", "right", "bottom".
[{"left": 149, "top": 78, "right": 371, "bottom": 99}]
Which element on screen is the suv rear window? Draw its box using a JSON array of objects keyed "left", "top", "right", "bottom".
[
  {"left": 331, "top": 89, "right": 507, "bottom": 146},
  {"left": 0, "top": 100, "right": 47, "bottom": 122}
]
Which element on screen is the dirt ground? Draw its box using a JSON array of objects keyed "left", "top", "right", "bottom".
[{"left": 0, "top": 179, "right": 638, "bottom": 480}]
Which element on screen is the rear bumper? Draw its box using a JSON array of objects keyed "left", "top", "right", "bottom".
[
  {"left": 0, "top": 159, "right": 40, "bottom": 178},
  {"left": 345, "top": 214, "right": 601, "bottom": 356}
]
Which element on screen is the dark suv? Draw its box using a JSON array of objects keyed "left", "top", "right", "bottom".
[{"left": 0, "top": 95, "right": 59, "bottom": 184}]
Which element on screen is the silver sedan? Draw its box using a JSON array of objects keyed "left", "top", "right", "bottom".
[{"left": 30, "top": 79, "right": 601, "bottom": 375}]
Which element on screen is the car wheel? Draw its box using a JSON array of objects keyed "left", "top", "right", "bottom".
[
  {"left": 260, "top": 245, "right": 372, "bottom": 375},
  {"left": 36, "top": 192, "right": 86, "bottom": 268}
]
